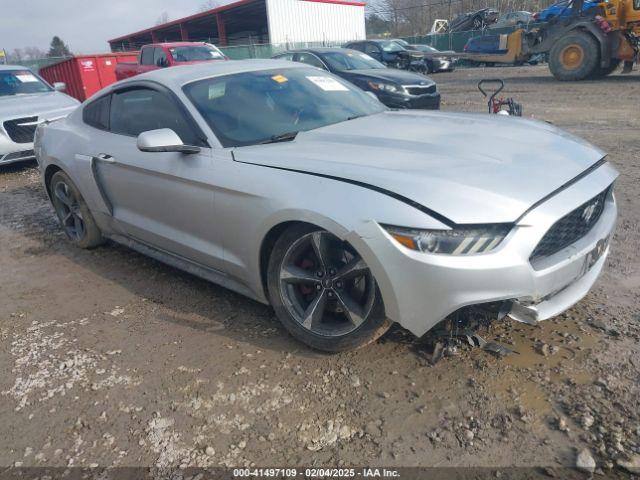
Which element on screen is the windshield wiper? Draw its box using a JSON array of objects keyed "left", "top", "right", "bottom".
[
  {"left": 260, "top": 131, "right": 299, "bottom": 144},
  {"left": 346, "top": 114, "right": 368, "bottom": 121}
]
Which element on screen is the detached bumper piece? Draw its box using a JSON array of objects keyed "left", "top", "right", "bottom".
[{"left": 509, "top": 236, "right": 609, "bottom": 325}]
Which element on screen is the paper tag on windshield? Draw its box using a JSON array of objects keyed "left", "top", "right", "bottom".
[
  {"left": 16, "top": 74, "right": 39, "bottom": 83},
  {"left": 306, "top": 76, "right": 348, "bottom": 91}
]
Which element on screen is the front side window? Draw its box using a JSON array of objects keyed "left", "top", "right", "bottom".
[
  {"left": 169, "top": 45, "right": 225, "bottom": 62},
  {"left": 153, "top": 48, "right": 169, "bottom": 67},
  {"left": 295, "top": 53, "right": 327, "bottom": 70},
  {"left": 183, "top": 67, "right": 385, "bottom": 148},
  {"left": 83, "top": 95, "right": 111, "bottom": 130},
  {"left": 109, "top": 88, "right": 201, "bottom": 146},
  {"left": 323, "top": 51, "right": 385, "bottom": 71},
  {"left": 363, "top": 43, "right": 381, "bottom": 56},
  {"left": 0, "top": 70, "right": 52, "bottom": 96}
]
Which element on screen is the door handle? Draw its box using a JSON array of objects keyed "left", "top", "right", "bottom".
[{"left": 96, "top": 153, "right": 116, "bottom": 163}]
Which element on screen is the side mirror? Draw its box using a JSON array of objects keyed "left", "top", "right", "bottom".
[
  {"left": 137, "top": 129, "right": 201, "bottom": 154},
  {"left": 53, "top": 82, "right": 66, "bottom": 92}
]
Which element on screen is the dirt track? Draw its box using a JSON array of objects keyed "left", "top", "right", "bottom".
[{"left": 1, "top": 65, "right": 639, "bottom": 476}]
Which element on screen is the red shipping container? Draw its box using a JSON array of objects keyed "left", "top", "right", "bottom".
[{"left": 39, "top": 53, "right": 138, "bottom": 102}]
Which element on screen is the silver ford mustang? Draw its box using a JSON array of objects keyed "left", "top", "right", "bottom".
[
  {"left": 1, "top": 65, "right": 79, "bottom": 166},
  {"left": 35, "top": 60, "right": 618, "bottom": 352}
]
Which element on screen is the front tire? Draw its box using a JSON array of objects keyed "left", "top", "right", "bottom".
[
  {"left": 267, "top": 225, "right": 391, "bottom": 352},
  {"left": 50, "top": 171, "right": 104, "bottom": 249},
  {"left": 549, "top": 32, "right": 599, "bottom": 81}
]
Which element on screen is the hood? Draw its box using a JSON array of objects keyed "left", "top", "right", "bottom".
[
  {"left": 233, "top": 111, "right": 605, "bottom": 225},
  {"left": 0, "top": 91, "right": 79, "bottom": 120},
  {"left": 340, "top": 69, "right": 435, "bottom": 86}
]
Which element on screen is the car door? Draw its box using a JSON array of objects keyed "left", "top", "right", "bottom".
[{"left": 88, "top": 84, "right": 223, "bottom": 269}]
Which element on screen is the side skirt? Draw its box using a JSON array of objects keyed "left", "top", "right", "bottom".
[{"left": 107, "top": 233, "right": 264, "bottom": 304}]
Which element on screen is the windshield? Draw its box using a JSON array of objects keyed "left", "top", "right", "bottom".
[
  {"left": 169, "top": 45, "right": 225, "bottom": 63},
  {"left": 0, "top": 70, "right": 52, "bottom": 96},
  {"left": 184, "top": 67, "right": 385, "bottom": 147},
  {"left": 379, "top": 41, "right": 405, "bottom": 53},
  {"left": 322, "top": 51, "right": 386, "bottom": 71}
]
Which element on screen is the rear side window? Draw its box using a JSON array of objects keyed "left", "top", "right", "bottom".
[
  {"left": 109, "top": 88, "right": 203, "bottom": 146},
  {"left": 83, "top": 95, "right": 111, "bottom": 130},
  {"left": 140, "top": 47, "right": 154, "bottom": 65},
  {"left": 154, "top": 48, "right": 169, "bottom": 67}
]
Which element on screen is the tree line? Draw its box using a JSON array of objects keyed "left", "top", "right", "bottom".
[{"left": 7, "top": 36, "right": 71, "bottom": 63}]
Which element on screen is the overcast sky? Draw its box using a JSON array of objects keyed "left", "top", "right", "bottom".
[{"left": 1, "top": 1, "right": 232, "bottom": 54}]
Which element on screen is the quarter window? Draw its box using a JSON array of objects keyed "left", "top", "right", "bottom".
[
  {"left": 109, "top": 88, "right": 201, "bottom": 146},
  {"left": 83, "top": 95, "right": 111, "bottom": 131},
  {"left": 295, "top": 53, "right": 327, "bottom": 70},
  {"left": 140, "top": 47, "right": 154, "bottom": 65}
]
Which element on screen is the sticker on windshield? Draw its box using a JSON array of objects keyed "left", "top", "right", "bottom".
[
  {"left": 306, "top": 76, "right": 348, "bottom": 92},
  {"left": 208, "top": 82, "right": 226, "bottom": 100},
  {"left": 271, "top": 74, "right": 288, "bottom": 83},
  {"left": 16, "top": 74, "right": 39, "bottom": 83}
]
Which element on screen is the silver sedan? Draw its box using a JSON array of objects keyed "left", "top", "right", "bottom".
[
  {"left": 35, "top": 60, "right": 618, "bottom": 351},
  {"left": 1, "top": 65, "right": 79, "bottom": 166}
]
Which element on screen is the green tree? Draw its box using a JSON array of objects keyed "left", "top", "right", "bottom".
[
  {"left": 366, "top": 13, "right": 392, "bottom": 35},
  {"left": 47, "top": 36, "right": 71, "bottom": 58}
]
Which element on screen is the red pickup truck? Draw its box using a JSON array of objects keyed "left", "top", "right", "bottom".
[{"left": 115, "top": 42, "right": 227, "bottom": 81}]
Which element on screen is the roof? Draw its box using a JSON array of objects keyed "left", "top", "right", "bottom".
[
  {"left": 145, "top": 42, "right": 209, "bottom": 48},
  {"left": 280, "top": 47, "right": 354, "bottom": 54},
  {"left": 109, "top": 0, "right": 260, "bottom": 43},
  {"left": 120, "top": 58, "right": 307, "bottom": 88}
]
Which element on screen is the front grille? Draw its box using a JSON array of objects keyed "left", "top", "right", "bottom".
[
  {"left": 3, "top": 116, "right": 38, "bottom": 143},
  {"left": 2, "top": 149, "right": 35, "bottom": 161},
  {"left": 530, "top": 187, "right": 610, "bottom": 261},
  {"left": 405, "top": 85, "right": 437, "bottom": 96}
]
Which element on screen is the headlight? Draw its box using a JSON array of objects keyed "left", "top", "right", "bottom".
[
  {"left": 382, "top": 224, "right": 511, "bottom": 255},
  {"left": 368, "top": 81, "right": 401, "bottom": 93}
]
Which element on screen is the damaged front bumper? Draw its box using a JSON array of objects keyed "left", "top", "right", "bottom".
[{"left": 351, "top": 162, "right": 618, "bottom": 338}]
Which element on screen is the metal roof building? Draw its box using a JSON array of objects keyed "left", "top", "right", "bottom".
[{"left": 108, "top": 0, "right": 366, "bottom": 52}]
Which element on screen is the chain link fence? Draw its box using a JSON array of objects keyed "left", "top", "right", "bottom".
[{"left": 18, "top": 24, "right": 535, "bottom": 73}]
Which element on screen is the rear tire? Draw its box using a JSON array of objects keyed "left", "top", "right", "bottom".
[
  {"left": 50, "top": 171, "right": 104, "bottom": 249},
  {"left": 549, "top": 32, "right": 600, "bottom": 81},
  {"left": 590, "top": 59, "right": 621, "bottom": 78},
  {"left": 267, "top": 224, "right": 391, "bottom": 352}
]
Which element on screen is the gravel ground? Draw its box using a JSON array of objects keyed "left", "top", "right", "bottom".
[{"left": 0, "top": 65, "right": 639, "bottom": 477}]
